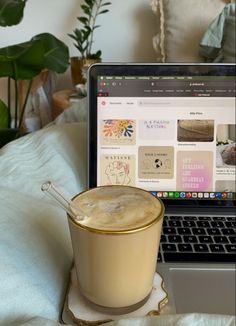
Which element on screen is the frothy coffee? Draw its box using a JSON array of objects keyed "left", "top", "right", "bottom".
[{"left": 71, "top": 186, "right": 162, "bottom": 231}]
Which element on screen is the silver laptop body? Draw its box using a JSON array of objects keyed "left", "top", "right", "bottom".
[{"left": 88, "top": 63, "right": 236, "bottom": 315}]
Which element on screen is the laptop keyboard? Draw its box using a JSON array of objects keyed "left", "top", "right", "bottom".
[{"left": 159, "top": 215, "right": 236, "bottom": 263}]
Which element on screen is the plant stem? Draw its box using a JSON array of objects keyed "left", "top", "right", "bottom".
[
  {"left": 84, "top": 6, "right": 93, "bottom": 58},
  {"left": 87, "top": 0, "right": 102, "bottom": 57},
  {"left": 12, "top": 61, "right": 19, "bottom": 128},
  {"left": 14, "top": 80, "right": 18, "bottom": 128},
  {"left": 7, "top": 77, "right": 11, "bottom": 128},
  {"left": 18, "top": 79, "right": 33, "bottom": 130}
]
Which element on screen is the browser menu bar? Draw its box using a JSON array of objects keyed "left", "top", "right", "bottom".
[{"left": 97, "top": 76, "right": 236, "bottom": 97}]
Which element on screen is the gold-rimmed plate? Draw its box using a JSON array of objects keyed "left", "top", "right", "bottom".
[{"left": 62, "top": 266, "right": 168, "bottom": 326}]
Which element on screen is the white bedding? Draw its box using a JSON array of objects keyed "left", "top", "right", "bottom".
[
  {"left": 0, "top": 101, "right": 235, "bottom": 326},
  {"left": 0, "top": 101, "right": 87, "bottom": 325}
]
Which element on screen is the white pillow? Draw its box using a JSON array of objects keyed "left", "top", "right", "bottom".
[
  {"left": 0, "top": 122, "right": 87, "bottom": 325},
  {"left": 151, "top": 0, "right": 227, "bottom": 62}
]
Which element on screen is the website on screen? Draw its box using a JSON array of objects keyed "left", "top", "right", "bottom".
[{"left": 96, "top": 76, "right": 236, "bottom": 200}]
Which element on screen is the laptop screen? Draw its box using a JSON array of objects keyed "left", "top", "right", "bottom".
[{"left": 88, "top": 64, "right": 236, "bottom": 205}]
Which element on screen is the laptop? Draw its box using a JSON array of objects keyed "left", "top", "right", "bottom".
[{"left": 87, "top": 63, "right": 236, "bottom": 315}]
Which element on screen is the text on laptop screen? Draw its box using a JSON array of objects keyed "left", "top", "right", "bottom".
[{"left": 95, "top": 74, "right": 235, "bottom": 201}]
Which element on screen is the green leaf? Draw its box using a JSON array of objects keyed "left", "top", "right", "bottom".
[
  {"left": 32, "top": 33, "right": 69, "bottom": 73},
  {"left": 78, "top": 16, "right": 88, "bottom": 24},
  {"left": 0, "top": 40, "right": 43, "bottom": 79},
  {"left": 84, "top": 0, "right": 93, "bottom": 6},
  {"left": 0, "top": 61, "right": 13, "bottom": 76},
  {"left": 0, "top": 0, "right": 27, "bottom": 27},
  {"left": 81, "top": 5, "right": 90, "bottom": 15},
  {"left": 75, "top": 44, "right": 84, "bottom": 53},
  {"left": 101, "top": 2, "right": 111, "bottom": 6},
  {"left": 0, "top": 99, "right": 9, "bottom": 128},
  {"left": 68, "top": 33, "right": 79, "bottom": 42},
  {"left": 82, "top": 29, "right": 91, "bottom": 40},
  {"left": 99, "top": 9, "right": 109, "bottom": 14},
  {"left": 88, "top": 50, "right": 102, "bottom": 59},
  {"left": 75, "top": 44, "right": 84, "bottom": 55},
  {"left": 0, "top": 41, "right": 31, "bottom": 61},
  {"left": 0, "top": 33, "right": 69, "bottom": 79},
  {"left": 74, "top": 28, "right": 82, "bottom": 39},
  {"left": 84, "top": 26, "right": 92, "bottom": 32},
  {"left": 0, "top": 41, "right": 44, "bottom": 80},
  {"left": 77, "top": 28, "right": 85, "bottom": 37},
  {"left": 96, "top": 50, "right": 102, "bottom": 58}
]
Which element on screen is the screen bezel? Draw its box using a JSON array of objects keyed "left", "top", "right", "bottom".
[{"left": 88, "top": 63, "right": 236, "bottom": 208}]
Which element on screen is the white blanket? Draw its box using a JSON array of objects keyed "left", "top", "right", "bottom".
[{"left": 0, "top": 105, "right": 87, "bottom": 325}]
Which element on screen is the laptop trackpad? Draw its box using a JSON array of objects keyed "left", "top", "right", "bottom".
[{"left": 171, "top": 268, "right": 235, "bottom": 315}]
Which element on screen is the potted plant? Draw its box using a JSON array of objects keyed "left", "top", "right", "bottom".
[
  {"left": 68, "top": 0, "right": 111, "bottom": 86},
  {"left": 0, "top": 0, "right": 69, "bottom": 147}
]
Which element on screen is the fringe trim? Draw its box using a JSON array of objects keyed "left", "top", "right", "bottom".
[
  {"left": 159, "top": 0, "right": 166, "bottom": 63},
  {"left": 150, "top": 0, "right": 166, "bottom": 62}
]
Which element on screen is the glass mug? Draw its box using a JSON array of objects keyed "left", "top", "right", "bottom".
[{"left": 67, "top": 185, "right": 164, "bottom": 314}]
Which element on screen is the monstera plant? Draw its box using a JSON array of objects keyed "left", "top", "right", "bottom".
[{"left": 0, "top": 0, "right": 69, "bottom": 146}]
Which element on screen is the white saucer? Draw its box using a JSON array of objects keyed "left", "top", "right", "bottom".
[{"left": 63, "top": 266, "right": 168, "bottom": 325}]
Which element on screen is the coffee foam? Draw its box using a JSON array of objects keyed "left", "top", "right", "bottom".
[{"left": 71, "top": 186, "right": 162, "bottom": 231}]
